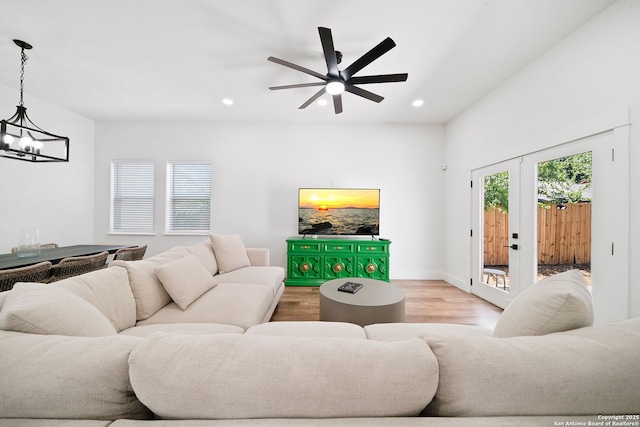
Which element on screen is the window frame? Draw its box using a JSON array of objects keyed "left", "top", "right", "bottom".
[
  {"left": 110, "top": 160, "right": 156, "bottom": 235},
  {"left": 165, "top": 160, "right": 212, "bottom": 235}
]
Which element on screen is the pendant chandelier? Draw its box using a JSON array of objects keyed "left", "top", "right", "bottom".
[{"left": 1, "top": 39, "right": 69, "bottom": 162}]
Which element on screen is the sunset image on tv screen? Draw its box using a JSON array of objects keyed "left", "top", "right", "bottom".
[
  {"left": 298, "top": 189, "right": 379, "bottom": 210},
  {"left": 298, "top": 188, "right": 380, "bottom": 235}
]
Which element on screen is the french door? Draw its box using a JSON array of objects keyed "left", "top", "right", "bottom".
[
  {"left": 471, "top": 158, "right": 521, "bottom": 308},
  {"left": 471, "top": 127, "right": 629, "bottom": 323},
  {"left": 520, "top": 129, "right": 629, "bottom": 324}
]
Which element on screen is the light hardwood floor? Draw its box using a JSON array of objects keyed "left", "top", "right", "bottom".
[{"left": 271, "top": 280, "right": 503, "bottom": 330}]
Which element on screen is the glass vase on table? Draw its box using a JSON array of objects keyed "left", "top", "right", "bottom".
[{"left": 16, "top": 228, "right": 41, "bottom": 258}]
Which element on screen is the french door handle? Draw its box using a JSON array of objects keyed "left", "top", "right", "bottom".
[{"left": 504, "top": 244, "right": 519, "bottom": 250}]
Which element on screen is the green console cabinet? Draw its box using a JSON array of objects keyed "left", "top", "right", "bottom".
[{"left": 286, "top": 237, "right": 390, "bottom": 286}]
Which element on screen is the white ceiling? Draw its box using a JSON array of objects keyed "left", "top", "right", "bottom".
[{"left": 0, "top": 0, "right": 616, "bottom": 124}]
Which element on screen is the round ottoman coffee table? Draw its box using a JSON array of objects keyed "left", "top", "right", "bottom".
[{"left": 319, "top": 278, "right": 405, "bottom": 327}]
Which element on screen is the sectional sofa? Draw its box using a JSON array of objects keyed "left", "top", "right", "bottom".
[{"left": 0, "top": 236, "right": 638, "bottom": 426}]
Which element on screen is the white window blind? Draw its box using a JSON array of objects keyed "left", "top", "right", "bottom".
[
  {"left": 166, "top": 161, "right": 211, "bottom": 233},
  {"left": 111, "top": 160, "right": 155, "bottom": 233}
]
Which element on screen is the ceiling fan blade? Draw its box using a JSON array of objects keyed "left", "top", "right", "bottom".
[
  {"left": 345, "top": 85, "right": 384, "bottom": 103},
  {"left": 269, "top": 82, "right": 327, "bottom": 90},
  {"left": 318, "top": 27, "right": 339, "bottom": 78},
  {"left": 299, "top": 88, "right": 326, "bottom": 109},
  {"left": 333, "top": 94, "right": 343, "bottom": 114},
  {"left": 267, "top": 56, "right": 327, "bottom": 80},
  {"left": 348, "top": 73, "right": 408, "bottom": 85},
  {"left": 340, "top": 37, "right": 396, "bottom": 81}
]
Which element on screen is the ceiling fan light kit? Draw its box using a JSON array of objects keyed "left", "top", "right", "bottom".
[
  {"left": 1, "top": 39, "right": 69, "bottom": 163},
  {"left": 268, "top": 27, "right": 408, "bottom": 114},
  {"left": 325, "top": 80, "right": 345, "bottom": 95}
]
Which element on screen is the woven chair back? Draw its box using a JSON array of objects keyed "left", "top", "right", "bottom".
[
  {"left": 48, "top": 251, "right": 109, "bottom": 283},
  {"left": 0, "top": 261, "right": 53, "bottom": 292},
  {"left": 114, "top": 245, "right": 147, "bottom": 261}
]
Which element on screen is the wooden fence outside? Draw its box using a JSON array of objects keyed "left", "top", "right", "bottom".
[{"left": 484, "top": 203, "right": 591, "bottom": 265}]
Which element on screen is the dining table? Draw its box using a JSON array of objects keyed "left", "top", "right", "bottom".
[{"left": 0, "top": 244, "right": 135, "bottom": 270}]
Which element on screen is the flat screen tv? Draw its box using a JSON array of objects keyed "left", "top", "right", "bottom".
[{"left": 298, "top": 188, "right": 380, "bottom": 236}]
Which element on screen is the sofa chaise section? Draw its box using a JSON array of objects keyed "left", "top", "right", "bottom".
[{"left": 110, "top": 237, "right": 285, "bottom": 330}]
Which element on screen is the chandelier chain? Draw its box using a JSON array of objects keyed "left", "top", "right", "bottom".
[{"left": 19, "top": 48, "right": 28, "bottom": 107}]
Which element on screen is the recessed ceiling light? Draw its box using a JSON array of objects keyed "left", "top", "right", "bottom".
[
  {"left": 222, "top": 98, "right": 234, "bottom": 106},
  {"left": 412, "top": 99, "right": 424, "bottom": 107},
  {"left": 317, "top": 99, "right": 328, "bottom": 106}
]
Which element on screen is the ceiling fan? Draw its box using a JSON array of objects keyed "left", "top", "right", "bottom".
[{"left": 267, "top": 27, "right": 408, "bottom": 114}]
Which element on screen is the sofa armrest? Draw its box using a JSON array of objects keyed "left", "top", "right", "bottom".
[{"left": 246, "top": 248, "right": 269, "bottom": 266}]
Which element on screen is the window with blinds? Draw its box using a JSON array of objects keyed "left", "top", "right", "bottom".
[
  {"left": 166, "top": 161, "right": 211, "bottom": 234},
  {"left": 111, "top": 160, "right": 155, "bottom": 233}
]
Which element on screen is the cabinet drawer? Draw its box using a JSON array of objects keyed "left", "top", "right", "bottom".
[
  {"left": 356, "top": 256, "right": 388, "bottom": 280},
  {"left": 323, "top": 242, "right": 355, "bottom": 253},
  {"left": 356, "top": 242, "right": 388, "bottom": 254},
  {"left": 289, "top": 241, "right": 322, "bottom": 252},
  {"left": 288, "top": 255, "right": 322, "bottom": 279}
]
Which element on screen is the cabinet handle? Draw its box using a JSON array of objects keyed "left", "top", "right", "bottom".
[
  {"left": 366, "top": 247, "right": 377, "bottom": 251},
  {"left": 366, "top": 263, "right": 378, "bottom": 273},
  {"left": 334, "top": 246, "right": 344, "bottom": 250},
  {"left": 300, "top": 245, "right": 311, "bottom": 249},
  {"left": 299, "top": 262, "right": 311, "bottom": 273}
]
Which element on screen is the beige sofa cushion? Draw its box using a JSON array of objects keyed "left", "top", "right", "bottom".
[
  {"left": 214, "top": 266, "right": 285, "bottom": 296},
  {"left": 0, "top": 290, "right": 7, "bottom": 311},
  {"left": 0, "top": 283, "right": 117, "bottom": 337},
  {"left": 155, "top": 254, "right": 216, "bottom": 309},
  {"left": 185, "top": 239, "right": 219, "bottom": 275},
  {"left": 245, "top": 247, "right": 270, "bottom": 266},
  {"left": 246, "top": 321, "right": 367, "bottom": 339},
  {"left": 365, "top": 322, "right": 493, "bottom": 341},
  {"left": 0, "top": 330, "right": 151, "bottom": 420},
  {"left": 210, "top": 234, "right": 251, "bottom": 273},
  {"left": 119, "top": 322, "right": 244, "bottom": 337},
  {"left": 129, "top": 333, "right": 438, "bottom": 419},
  {"left": 493, "top": 270, "right": 593, "bottom": 337},
  {"left": 0, "top": 421, "right": 113, "bottom": 427},
  {"left": 111, "top": 246, "right": 189, "bottom": 320},
  {"left": 136, "top": 282, "right": 273, "bottom": 330},
  {"left": 422, "top": 317, "right": 640, "bottom": 417},
  {"left": 52, "top": 266, "right": 136, "bottom": 331}
]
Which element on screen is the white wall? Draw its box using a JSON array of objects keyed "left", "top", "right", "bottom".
[
  {"left": 0, "top": 83, "right": 95, "bottom": 252},
  {"left": 443, "top": 0, "right": 640, "bottom": 318},
  {"left": 94, "top": 121, "right": 445, "bottom": 279}
]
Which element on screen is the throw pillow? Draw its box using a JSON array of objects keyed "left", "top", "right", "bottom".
[
  {"left": 493, "top": 269, "right": 593, "bottom": 338},
  {"left": 110, "top": 246, "right": 190, "bottom": 321},
  {"left": 210, "top": 234, "right": 251, "bottom": 273},
  {"left": 155, "top": 254, "right": 216, "bottom": 310},
  {"left": 0, "top": 282, "right": 117, "bottom": 336}
]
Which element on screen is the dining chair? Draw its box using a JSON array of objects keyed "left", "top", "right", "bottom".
[
  {"left": 0, "top": 261, "right": 53, "bottom": 292},
  {"left": 47, "top": 251, "right": 109, "bottom": 283},
  {"left": 113, "top": 245, "right": 147, "bottom": 261},
  {"left": 11, "top": 243, "right": 59, "bottom": 254}
]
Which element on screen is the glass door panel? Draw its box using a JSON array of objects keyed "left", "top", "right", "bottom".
[
  {"left": 471, "top": 158, "right": 520, "bottom": 308},
  {"left": 536, "top": 152, "right": 592, "bottom": 287},
  {"left": 483, "top": 171, "right": 511, "bottom": 292}
]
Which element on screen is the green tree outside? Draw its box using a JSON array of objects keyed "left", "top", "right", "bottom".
[
  {"left": 482, "top": 151, "right": 592, "bottom": 212},
  {"left": 483, "top": 171, "right": 509, "bottom": 213}
]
